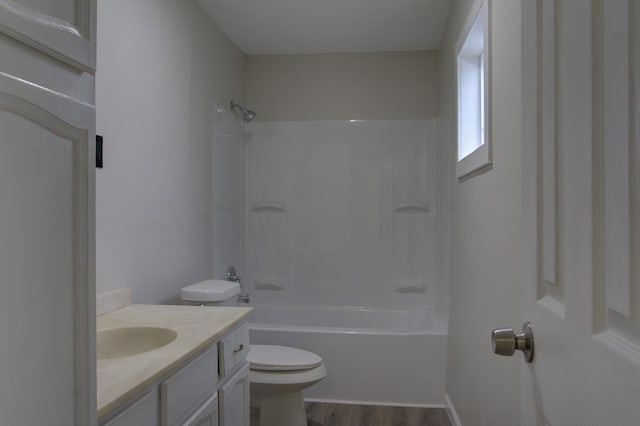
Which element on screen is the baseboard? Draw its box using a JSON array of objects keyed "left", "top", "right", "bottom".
[
  {"left": 444, "top": 393, "right": 462, "bottom": 426},
  {"left": 304, "top": 397, "right": 446, "bottom": 409}
]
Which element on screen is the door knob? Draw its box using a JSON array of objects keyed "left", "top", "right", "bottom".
[{"left": 491, "top": 322, "right": 534, "bottom": 363}]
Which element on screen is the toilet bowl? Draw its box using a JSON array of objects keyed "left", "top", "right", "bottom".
[
  {"left": 248, "top": 345, "right": 327, "bottom": 426},
  {"left": 181, "top": 279, "right": 327, "bottom": 426}
]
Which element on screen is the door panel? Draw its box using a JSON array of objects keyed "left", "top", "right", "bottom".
[
  {"left": 0, "top": 71, "right": 94, "bottom": 425},
  {"left": 522, "top": 1, "right": 640, "bottom": 424},
  {"left": 0, "top": 0, "right": 95, "bottom": 71},
  {"left": 538, "top": 0, "right": 564, "bottom": 311},
  {"left": 12, "top": 0, "right": 75, "bottom": 23},
  {"left": 595, "top": 0, "right": 640, "bottom": 342}
]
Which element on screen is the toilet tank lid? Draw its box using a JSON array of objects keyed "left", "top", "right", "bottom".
[{"left": 181, "top": 280, "right": 240, "bottom": 302}]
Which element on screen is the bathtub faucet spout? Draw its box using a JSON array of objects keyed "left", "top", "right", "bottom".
[
  {"left": 227, "top": 265, "right": 240, "bottom": 283},
  {"left": 227, "top": 265, "right": 250, "bottom": 304}
]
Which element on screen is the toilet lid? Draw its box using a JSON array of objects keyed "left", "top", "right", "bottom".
[{"left": 248, "top": 345, "right": 322, "bottom": 371}]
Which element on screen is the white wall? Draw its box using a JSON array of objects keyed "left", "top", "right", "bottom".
[
  {"left": 441, "top": 0, "right": 523, "bottom": 424},
  {"left": 245, "top": 51, "right": 439, "bottom": 121},
  {"left": 96, "top": 0, "right": 245, "bottom": 303}
]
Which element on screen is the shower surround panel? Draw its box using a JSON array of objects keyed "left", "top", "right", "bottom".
[
  {"left": 212, "top": 105, "right": 244, "bottom": 280},
  {"left": 245, "top": 120, "right": 440, "bottom": 310}
]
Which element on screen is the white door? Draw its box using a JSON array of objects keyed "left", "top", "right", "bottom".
[
  {"left": 0, "top": 0, "right": 96, "bottom": 424},
  {"left": 520, "top": 0, "right": 640, "bottom": 424}
]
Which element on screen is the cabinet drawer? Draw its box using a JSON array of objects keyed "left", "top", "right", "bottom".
[
  {"left": 218, "top": 322, "right": 249, "bottom": 377},
  {"left": 161, "top": 345, "right": 218, "bottom": 426},
  {"left": 103, "top": 388, "right": 158, "bottom": 426}
]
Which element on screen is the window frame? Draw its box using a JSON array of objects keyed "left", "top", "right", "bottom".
[{"left": 455, "top": 0, "right": 492, "bottom": 179}]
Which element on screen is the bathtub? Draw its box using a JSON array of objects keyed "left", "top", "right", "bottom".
[{"left": 248, "top": 306, "right": 448, "bottom": 407}]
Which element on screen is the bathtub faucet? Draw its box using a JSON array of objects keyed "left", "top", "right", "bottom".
[
  {"left": 227, "top": 265, "right": 240, "bottom": 283},
  {"left": 227, "top": 265, "right": 250, "bottom": 304}
]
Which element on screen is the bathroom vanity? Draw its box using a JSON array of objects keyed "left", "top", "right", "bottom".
[{"left": 97, "top": 305, "right": 251, "bottom": 426}]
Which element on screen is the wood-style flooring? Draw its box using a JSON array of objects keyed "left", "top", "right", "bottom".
[{"left": 305, "top": 402, "right": 452, "bottom": 426}]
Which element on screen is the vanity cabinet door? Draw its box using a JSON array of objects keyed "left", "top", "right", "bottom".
[
  {"left": 0, "top": 61, "right": 95, "bottom": 425},
  {"left": 0, "top": 0, "right": 96, "bottom": 423},
  {"left": 218, "top": 364, "right": 250, "bottom": 426},
  {"left": 0, "top": 0, "right": 96, "bottom": 70},
  {"left": 183, "top": 393, "right": 218, "bottom": 426},
  {"left": 103, "top": 388, "right": 158, "bottom": 426},
  {"left": 161, "top": 345, "right": 218, "bottom": 426}
]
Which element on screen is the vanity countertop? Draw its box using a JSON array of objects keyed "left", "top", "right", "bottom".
[{"left": 97, "top": 304, "right": 252, "bottom": 420}]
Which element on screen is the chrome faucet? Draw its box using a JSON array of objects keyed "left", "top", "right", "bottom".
[
  {"left": 227, "top": 265, "right": 240, "bottom": 283},
  {"left": 227, "top": 265, "right": 250, "bottom": 304}
]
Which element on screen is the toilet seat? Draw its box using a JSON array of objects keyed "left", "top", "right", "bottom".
[
  {"left": 248, "top": 344, "right": 322, "bottom": 371},
  {"left": 247, "top": 345, "right": 327, "bottom": 425},
  {"left": 249, "top": 363, "right": 327, "bottom": 387}
]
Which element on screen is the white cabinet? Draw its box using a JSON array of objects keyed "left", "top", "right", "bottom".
[
  {"left": 0, "top": 0, "right": 96, "bottom": 423},
  {"left": 104, "top": 388, "right": 158, "bottom": 426},
  {"left": 219, "top": 364, "right": 250, "bottom": 426},
  {"left": 218, "top": 322, "right": 250, "bottom": 377},
  {"left": 161, "top": 345, "right": 218, "bottom": 425},
  {"left": 0, "top": 0, "right": 96, "bottom": 70},
  {"left": 218, "top": 322, "right": 250, "bottom": 426},
  {"left": 184, "top": 393, "right": 218, "bottom": 426},
  {"left": 99, "top": 320, "right": 250, "bottom": 426}
]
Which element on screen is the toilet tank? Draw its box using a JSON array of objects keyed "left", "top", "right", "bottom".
[{"left": 181, "top": 280, "right": 240, "bottom": 306}]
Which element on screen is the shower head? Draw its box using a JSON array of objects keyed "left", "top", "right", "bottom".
[{"left": 230, "top": 101, "right": 257, "bottom": 123}]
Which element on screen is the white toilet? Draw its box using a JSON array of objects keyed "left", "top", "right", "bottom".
[{"left": 181, "top": 280, "right": 327, "bottom": 426}]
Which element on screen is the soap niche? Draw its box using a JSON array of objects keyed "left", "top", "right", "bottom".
[
  {"left": 393, "top": 202, "right": 430, "bottom": 214},
  {"left": 251, "top": 202, "right": 286, "bottom": 213},
  {"left": 394, "top": 284, "right": 428, "bottom": 294},
  {"left": 253, "top": 281, "right": 285, "bottom": 291}
]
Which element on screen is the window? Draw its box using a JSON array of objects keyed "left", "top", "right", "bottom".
[{"left": 456, "top": 0, "right": 491, "bottom": 179}]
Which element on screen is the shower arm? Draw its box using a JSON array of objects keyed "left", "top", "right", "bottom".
[
  {"left": 230, "top": 101, "right": 248, "bottom": 115},
  {"left": 230, "top": 100, "right": 256, "bottom": 123}
]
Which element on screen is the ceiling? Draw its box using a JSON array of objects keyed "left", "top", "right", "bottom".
[{"left": 197, "top": 0, "right": 452, "bottom": 55}]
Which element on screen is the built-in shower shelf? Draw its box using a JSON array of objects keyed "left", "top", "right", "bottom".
[
  {"left": 251, "top": 202, "right": 287, "bottom": 212},
  {"left": 394, "top": 283, "right": 428, "bottom": 293},
  {"left": 393, "top": 202, "right": 430, "bottom": 213},
  {"left": 253, "top": 280, "right": 285, "bottom": 291}
]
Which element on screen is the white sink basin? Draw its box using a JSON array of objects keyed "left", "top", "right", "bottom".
[{"left": 97, "top": 327, "right": 178, "bottom": 360}]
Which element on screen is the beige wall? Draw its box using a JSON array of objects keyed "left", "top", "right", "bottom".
[
  {"left": 441, "top": 0, "right": 523, "bottom": 424},
  {"left": 245, "top": 51, "right": 438, "bottom": 121},
  {"left": 96, "top": 0, "right": 245, "bottom": 303}
]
